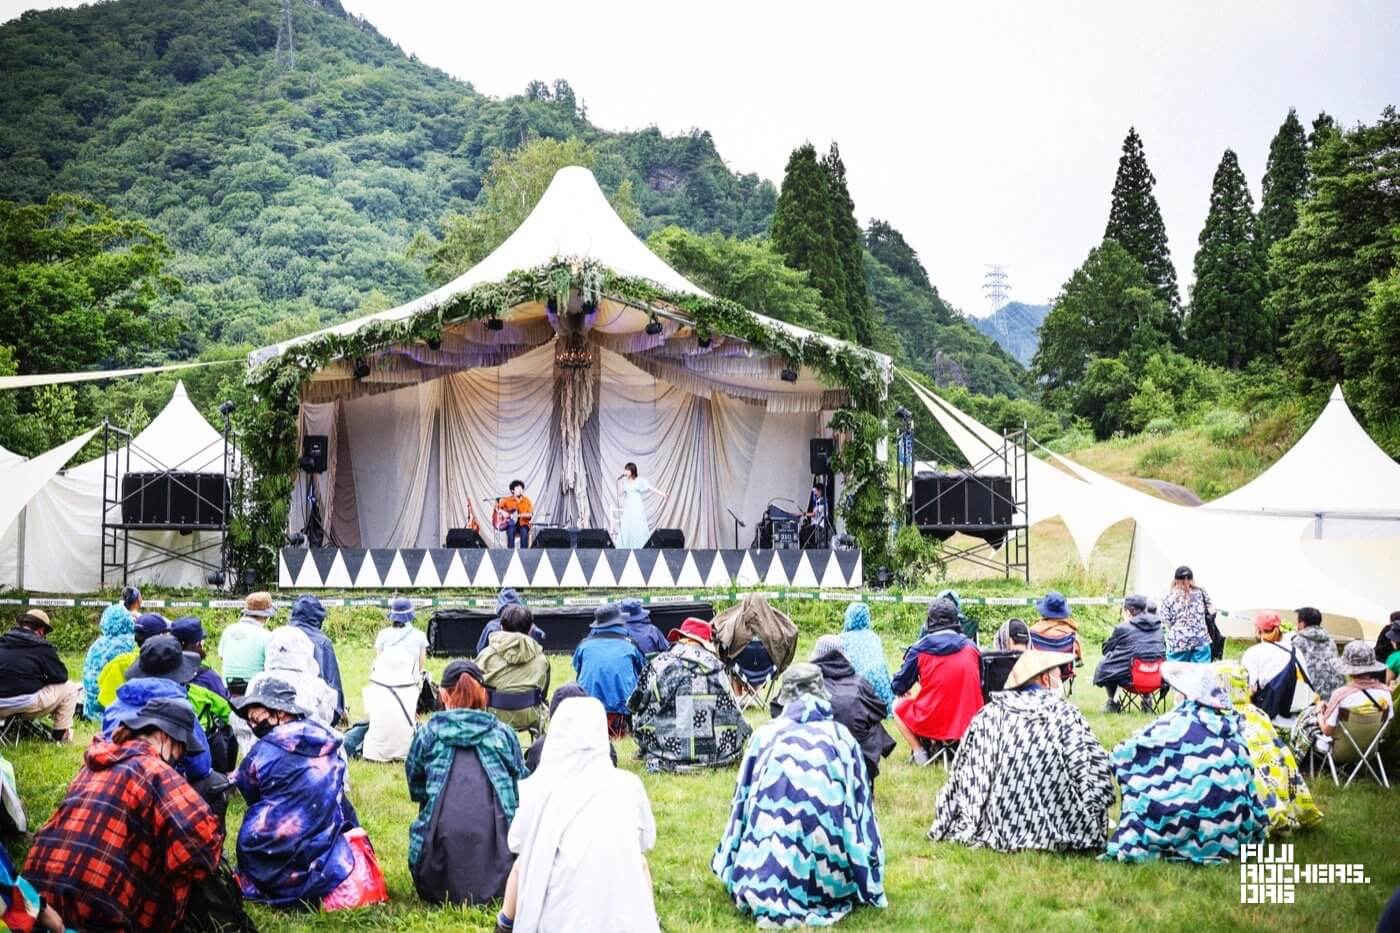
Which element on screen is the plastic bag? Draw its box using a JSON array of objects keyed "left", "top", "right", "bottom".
[{"left": 321, "top": 828, "right": 389, "bottom": 912}]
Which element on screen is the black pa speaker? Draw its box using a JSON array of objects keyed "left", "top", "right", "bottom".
[
  {"left": 444, "top": 528, "right": 486, "bottom": 548},
  {"left": 809, "top": 438, "right": 836, "bottom": 475},
  {"left": 575, "top": 528, "right": 615, "bottom": 549},
  {"left": 532, "top": 527, "right": 573, "bottom": 549},
  {"left": 120, "top": 472, "right": 228, "bottom": 528},
  {"left": 300, "top": 435, "right": 328, "bottom": 474},
  {"left": 643, "top": 528, "right": 685, "bottom": 549}
]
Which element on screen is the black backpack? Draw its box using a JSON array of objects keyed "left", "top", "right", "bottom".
[{"left": 1251, "top": 642, "right": 1313, "bottom": 720}]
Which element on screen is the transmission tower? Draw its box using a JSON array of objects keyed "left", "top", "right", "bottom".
[
  {"left": 275, "top": 0, "right": 295, "bottom": 69},
  {"left": 982, "top": 264, "right": 1010, "bottom": 315}
]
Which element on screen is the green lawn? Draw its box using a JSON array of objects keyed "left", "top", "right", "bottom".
[{"left": 6, "top": 636, "right": 1397, "bottom": 932}]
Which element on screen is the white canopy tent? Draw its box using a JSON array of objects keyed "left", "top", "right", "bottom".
[
  {"left": 0, "top": 383, "right": 240, "bottom": 593},
  {"left": 256, "top": 167, "right": 890, "bottom": 551},
  {"left": 910, "top": 380, "right": 1398, "bottom": 638}
]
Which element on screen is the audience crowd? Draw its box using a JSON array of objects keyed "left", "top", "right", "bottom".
[{"left": 1, "top": 578, "right": 1396, "bottom": 932}]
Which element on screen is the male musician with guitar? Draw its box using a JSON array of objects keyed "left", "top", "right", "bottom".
[{"left": 495, "top": 480, "right": 533, "bottom": 549}]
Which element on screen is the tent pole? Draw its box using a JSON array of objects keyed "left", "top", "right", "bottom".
[{"left": 1121, "top": 519, "right": 1137, "bottom": 597}]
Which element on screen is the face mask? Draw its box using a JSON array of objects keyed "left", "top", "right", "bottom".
[{"left": 251, "top": 719, "right": 276, "bottom": 739}]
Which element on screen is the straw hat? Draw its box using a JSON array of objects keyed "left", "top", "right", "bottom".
[{"left": 1004, "top": 650, "right": 1075, "bottom": 689}]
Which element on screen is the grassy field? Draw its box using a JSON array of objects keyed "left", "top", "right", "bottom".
[{"left": 5, "top": 609, "right": 1397, "bottom": 932}]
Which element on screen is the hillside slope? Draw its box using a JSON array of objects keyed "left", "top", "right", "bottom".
[{"left": 969, "top": 301, "right": 1048, "bottom": 367}]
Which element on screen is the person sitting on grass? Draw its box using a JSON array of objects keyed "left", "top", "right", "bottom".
[
  {"left": 96, "top": 612, "right": 169, "bottom": 709},
  {"left": 498, "top": 695, "right": 659, "bottom": 933},
  {"left": 219, "top": 592, "right": 277, "bottom": 697},
  {"left": 713, "top": 663, "right": 886, "bottom": 928},
  {"left": 929, "top": 650, "right": 1114, "bottom": 853},
  {"left": 1093, "top": 594, "right": 1165, "bottom": 713},
  {"left": 891, "top": 598, "right": 983, "bottom": 766},
  {"left": 840, "top": 602, "right": 894, "bottom": 715},
  {"left": 794, "top": 636, "right": 895, "bottom": 791},
  {"left": 375, "top": 596, "right": 430, "bottom": 673},
  {"left": 1104, "top": 662, "right": 1268, "bottom": 864},
  {"left": 477, "top": 604, "right": 551, "bottom": 737},
  {"left": 1290, "top": 640, "right": 1392, "bottom": 760},
  {"left": 475, "top": 587, "right": 545, "bottom": 656},
  {"left": 630, "top": 618, "right": 750, "bottom": 773},
  {"left": 346, "top": 647, "right": 422, "bottom": 762},
  {"left": 1215, "top": 660, "right": 1322, "bottom": 833},
  {"left": 573, "top": 604, "right": 646, "bottom": 738},
  {"left": 406, "top": 660, "right": 527, "bottom": 906},
  {"left": 24, "top": 696, "right": 222, "bottom": 932},
  {"left": 248, "top": 626, "right": 339, "bottom": 728},
  {"left": 290, "top": 594, "right": 346, "bottom": 721},
  {"left": 522, "top": 683, "right": 618, "bottom": 773},
  {"left": 618, "top": 597, "right": 669, "bottom": 657},
  {"left": 0, "top": 609, "right": 85, "bottom": 744},
  {"left": 81, "top": 588, "right": 140, "bottom": 719},
  {"left": 171, "top": 615, "right": 230, "bottom": 700},
  {"left": 233, "top": 678, "right": 362, "bottom": 908}
]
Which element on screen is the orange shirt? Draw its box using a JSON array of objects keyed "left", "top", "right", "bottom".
[{"left": 499, "top": 494, "right": 533, "bottom": 525}]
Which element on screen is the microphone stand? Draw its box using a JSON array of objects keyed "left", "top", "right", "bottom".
[{"left": 726, "top": 508, "right": 746, "bottom": 550}]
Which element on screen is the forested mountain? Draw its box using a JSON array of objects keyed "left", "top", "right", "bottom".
[
  {"left": 0, "top": 0, "right": 1026, "bottom": 404},
  {"left": 0, "top": 0, "right": 775, "bottom": 352},
  {"left": 969, "top": 301, "right": 1049, "bottom": 367}
]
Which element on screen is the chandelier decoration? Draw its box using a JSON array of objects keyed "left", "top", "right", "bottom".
[{"left": 548, "top": 294, "right": 598, "bottom": 370}]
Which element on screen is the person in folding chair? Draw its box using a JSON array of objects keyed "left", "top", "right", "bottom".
[
  {"left": 629, "top": 618, "right": 750, "bottom": 773},
  {"left": 0, "top": 610, "right": 84, "bottom": 745},
  {"left": 1093, "top": 595, "right": 1166, "bottom": 714},
  {"left": 1029, "top": 593, "right": 1082, "bottom": 694},
  {"left": 929, "top": 649, "right": 1113, "bottom": 853},
  {"left": 477, "top": 605, "right": 550, "bottom": 739},
  {"left": 890, "top": 598, "right": 983, "bottom": 767},
  {"left": 711, "top": 594, "right": 800, "bottom": 698},
  {"left": 1241, "top": 612, "right": 1315, "bottom": 730},
  {"left": 1214, "top": 660, "right": 1322, "bottom": 833},
  {"left": 1290, "top": 640, "right": 1393, "bottom": 784},
  {"left": 572, "top": 605, "right": 646, "bottom": 738},
  {"left": 728, "top": 638, "right": 778, "bottom": 710}
]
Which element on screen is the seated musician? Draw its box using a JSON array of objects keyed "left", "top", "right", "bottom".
[{"left": 498, "top": 480, "right": 533, "bottom": 549}]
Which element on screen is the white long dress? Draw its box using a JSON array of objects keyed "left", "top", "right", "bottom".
[{"left": 617, "top": 478, "right": 652, "bottom": 548}]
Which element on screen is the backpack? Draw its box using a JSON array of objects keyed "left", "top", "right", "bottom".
[{"left": 1251, "top": 643, "right": 1312, "bottom": 720}]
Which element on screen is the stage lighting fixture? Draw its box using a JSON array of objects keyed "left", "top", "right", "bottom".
[
  {"left": 241, "top": 568, "right": 259, "bottom": 589},
  {"left": 697, "top": 332, "right": 712, "bottom": 348},
  {"left": 218, "top": 400, "right": 236, "bottom": 416},
  {"left": 287, "top": 532, "right": 306, "bottom": 547},
  {"left": 352, "top": 358, "right": 371, "bottom": 380},
  {"left": 780, "top": 366, "right": 799, "bottom": 383},
  {"left": 645, "top": 315, "right": 663, "bottom": 336},
  {"left": 873, "top": 565, "right": 895, "bottom": 589},
  {"left": 485, "top": 317, "right": 505, "bottom": 331},
  {"left": 205, "top": 570, "right": 225, "bottom": 586},
  {"left": 426, "top": 336, "right": 441, "bottom": 351}
]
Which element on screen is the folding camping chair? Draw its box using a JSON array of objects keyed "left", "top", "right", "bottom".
[
  {"left": 487, "top": 686, "right": 548, "bottom": 742},
  {"left": 729, "top": 638, "right": 777, "bottom": 711},
  {"left": 979, "top": 650, "right": 1020, "bottom": 702},
  {"left": 0, "top": 694, "right": 48, "bottom": 747},
  {"left": 1308, "top": 702, "right": 1393, "bottom": 789},
  {"left": 1120, "top": 657, "right": 1169, "bottom": 714},
  {"left": 1028, "top": 630, "right": 1079, "bottom": 696}
]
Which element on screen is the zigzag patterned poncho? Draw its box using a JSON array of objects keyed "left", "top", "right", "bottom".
[
  {"left": 1104, "top": 699, "right": 1268, "bottom": 864},
  {"left": 711, "top": 698, "right": 886, "bottom": 928}
]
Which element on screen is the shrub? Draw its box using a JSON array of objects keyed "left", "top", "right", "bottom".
[
  {"left": 892, "top": 524, "right": 942, "bottom": 587},
  {"left": 1203, "top": 407, "right": 1249, "bottom": 442},
  {"left": 1144, "top": 416, "right": 1175, "bottom": 436},
  {"left": 1136, "top": 443, "right": 1181, "bottom": 471}
]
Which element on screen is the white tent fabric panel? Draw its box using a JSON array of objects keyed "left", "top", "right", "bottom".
[
  {"left": 0, "top": 444, "right": 26, "bottom": 587},
  {"left": 341, "top": 381, "right": 443, "bottom": 549},
  {"left": 0, "top": 428, "right": 97, "bottom": 542},
  {"left": 1206, "top": 385, "right": 1400, "bottom": 516},
  {"left": 68, "top": 382, "right": 231, "bottom": 482}
]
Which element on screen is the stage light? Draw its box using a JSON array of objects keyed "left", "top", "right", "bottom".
[
  {"left": 874, "top": 565, "right": 894, "bottom": 588},
  {"left": 241, "top": 568, "right": 259, "bottom": 589},
  {"left": 697, "top": 332, "right": 711, "bottom": 348},
  {"left": 218, "top": 400, "right": 236, "bottom": 416},
  {"left": 645, "top": 315, "right": 663, "bottom": 337},
  {"left": 780, "top": 366, "right": 799, "bottom": 383},
  {"left": 352, "top": 358, "right": 370, "bottom": 380},
  {"left": 205, "top": 570, "right": 225, "bottom": 586},
  {"left": 426, "top": 336, "right": 441, "bottom": 351},
  {"left": 287, "top": 532, "right": 305, "bottom": 547},
  {"left": 485, "top": 317, "right": 505, "bottom": 331}
]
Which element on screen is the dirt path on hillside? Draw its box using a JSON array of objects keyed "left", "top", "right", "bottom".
[{"left": 1136, "top": 478, "right": 1203, "bottom": 506}]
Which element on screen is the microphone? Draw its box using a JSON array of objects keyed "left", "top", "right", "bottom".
[{"left": 726, "top": 508, "right": 746, "bottom": 527}]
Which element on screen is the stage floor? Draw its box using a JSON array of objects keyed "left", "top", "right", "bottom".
[{"left": 279, "top": 546, "right": 862, "bottom": 590}]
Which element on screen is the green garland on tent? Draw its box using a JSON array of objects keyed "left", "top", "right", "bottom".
[{"left": 234, "top": 260, "right": 891, "bottom": 582}]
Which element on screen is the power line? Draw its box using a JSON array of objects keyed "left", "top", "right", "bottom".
[
  {"left": 275, "top": 0, "right": 295, "bottom": 69},
  {"left": 982, "top": 264, "right": 1010, "bottom": 315}
]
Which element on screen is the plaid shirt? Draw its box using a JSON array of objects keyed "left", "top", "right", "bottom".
[{"left": 24, "top": 739, "right": 222, "bottom": 932}]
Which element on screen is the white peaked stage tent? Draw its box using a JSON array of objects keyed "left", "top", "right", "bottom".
[
  {"left": 0, "top": 382, "right": 240, "bottom": 592},
  {"left": 909, "top": 379, "right": 1399, "bottom": 639},
  {"left": 254, "top": 167, "right": 891, "bottom": 557}
]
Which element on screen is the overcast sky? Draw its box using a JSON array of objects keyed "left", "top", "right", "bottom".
[{"left": 5, "top": 1, "right": 1398, "bottom": 314}]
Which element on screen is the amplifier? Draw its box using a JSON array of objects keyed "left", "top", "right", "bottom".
[{"left": 120, "top": 472, "right": 229, "bottom": 528}]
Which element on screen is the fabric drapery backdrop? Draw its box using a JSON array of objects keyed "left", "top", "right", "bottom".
[{"left": 321, "top": 342, "right": 824, "bottom": 550}]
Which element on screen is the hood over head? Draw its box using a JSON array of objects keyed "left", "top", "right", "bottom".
[
  {"left": 261, "top": 717, "right": 344, "bottom": 758},
  {"left": 291, "top": 595, "right": 327, "bottom": 630},
  {"left": 264, "top": 626, "right": 318, "bottom": 675},
  {"left": 488, "top": 628, "right": 544, "bottom": 664},
  {"left": 99, "top": 603, "right": 135, "bottom": 638}
]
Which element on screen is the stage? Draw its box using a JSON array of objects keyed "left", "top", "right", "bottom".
[{"left": 279, "top": 546, "right": 862, "bottom": 590}]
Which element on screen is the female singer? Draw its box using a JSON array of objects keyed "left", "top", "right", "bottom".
[{"left": 617, "top": 462, "right": 668, "bottom": 548}]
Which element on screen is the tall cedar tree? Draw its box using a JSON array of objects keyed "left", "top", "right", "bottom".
[
  {"left": 1186, "top": 150, "right": 1268, "bottom": 369},
  {"left": 770, "top": 144, "right": 852, "bottom": 339},
  {"left": 1104, "top": 127, "right": 1181, "bottom": 318},
  {"left": 1258, "top": 109, "right": 1309, "bottom": 252},
  {"left": 820, "top": 143, "right": 874, "bottom": 345},
  {"left": 1308, "top": 111, "right": 1338, "bottom": 150},
  {"left": 1270, "top": 107, "right": 1400, "bottom": 412}
]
